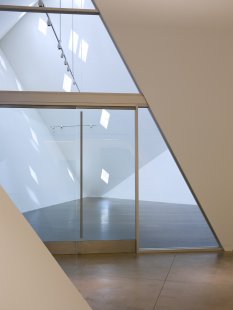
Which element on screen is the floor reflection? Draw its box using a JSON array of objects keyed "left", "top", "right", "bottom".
[{"left": 24, "top": 197, "right": 218, "bottom": 248}]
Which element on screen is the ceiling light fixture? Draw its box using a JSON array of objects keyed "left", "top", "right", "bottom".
[
  {"left": 38, "top": 0, "right": 80, "bottom": 91},
  {"left": 38, "top": 0, "right": 44, "bottom": 7},
  {"left": 47, "top": 17, "right": 52, "bottom": 27},
  {"left": 57, "top": 41, "right": 62, "bottom": 50}
]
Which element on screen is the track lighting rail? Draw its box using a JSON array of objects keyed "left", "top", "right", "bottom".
[{"left": 37, "top": 0, "right": 80, "bottom": 91}]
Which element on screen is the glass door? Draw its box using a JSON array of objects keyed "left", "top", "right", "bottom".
[
  {"left": 0, "top": 106, "right": 136, "bottom": 254},
  {"left": 79, "top": 108, "right": 136, "bottom": 253},
  {"left": 0, "top": 107, "right": 81, "bottom": 253}
]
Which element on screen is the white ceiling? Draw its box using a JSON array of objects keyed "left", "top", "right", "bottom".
[
  {"left": 0, "top": 6, "right": 138, "bottom": 92},
  {"left": 0, "top": 0, "right": 95, "bottom": 40},
  {"left": 0, "top": 1, "right": 37, "bottom": 39}
]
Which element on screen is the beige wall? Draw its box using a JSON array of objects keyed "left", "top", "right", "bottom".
[
  {"left": 0, "top": 186, "right": 91, "bottom": 310},
  {"left": 95, "top": 0, "right": 233, "bottom": 250}
]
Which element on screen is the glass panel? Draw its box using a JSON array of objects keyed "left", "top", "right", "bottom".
[
  {"left": 82, "top": 109, "right": 135, "bottom": 241},
  {"left": 0, "top": 1, "right": 35, "bottom": 5},
  {"left": 138, "top": 108, "right": 219, "bottom": 249},
  {"left": 44, "top": 0, "right": 95, "bottom": 9},
  {"left": 0, "top": 0, "right": 95, "bottom": 9},
  {"left": 0, "top": 10, "right": 138, "bottom": 92},
  {"left": 0, "top": 107, "right": 80, "bottom": 242}
]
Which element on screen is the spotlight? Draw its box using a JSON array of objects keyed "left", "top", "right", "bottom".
[
  {"left": 64, "top": 59, "right": 68, "bottom": 65},
  {"left": 38, "top": 0, "right": 44, "bottom": 7},
  {"left": 67, "top": 66, "right": 70, "bottom": 72},
  {"left": 47, "top": 18, "right": 52, "bottom": 27},
  {"left": 57, "top": 41, "right": 62, "bottom": 50},
  {"left": 60, "top": 50, "right": 64, "bottom": 58}
]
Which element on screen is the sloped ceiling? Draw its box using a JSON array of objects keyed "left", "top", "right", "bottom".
[
  {"left": 95, "top": 0, "right": 233, "bottom": 250},
  {"left": 0, "top": 0, "right": 36, "bottom": 39}
]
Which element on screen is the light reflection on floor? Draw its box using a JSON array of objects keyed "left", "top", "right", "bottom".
[{"left": 24, "top": 197, "right": 218, "bottom": 248}]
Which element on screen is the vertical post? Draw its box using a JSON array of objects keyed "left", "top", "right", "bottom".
[
  {"left": 135, "top": 107, "right": 139, "bottom": 253},
  {"left": 80, "top": 111, "right": 83, "bottom": 239}
]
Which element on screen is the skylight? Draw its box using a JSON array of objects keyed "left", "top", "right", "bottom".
[
  {"left": 101, "top": 169, "right": 109, "bottom": 184},
  {"left": 29, "top": 166, "right": 39, "bottom": 184},
  {"left": 63, "top": 74, "right": 72, "bottom": 92},
  {"left": 100, "top": 109, "right": 110, "bottom": 129},
  {"left": 0, "top": 55, "right": 7, "bottom": 71},
  {"left": 69, "top": 30, "right": 79, "bottom": 54},
  {"left": 79, "top": 39, "right": 89, "bottom": 62},
  {"left": 67, "top": 168, "right": 75, "bottom": 182},
  {"left": 38, "top": 18, "right": 47, "bottom": 36},
  {"left": 30, "top": 128, "right": 39, "bottom": 146}
]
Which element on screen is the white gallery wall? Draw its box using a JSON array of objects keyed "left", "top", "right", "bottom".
[
  {"left": 95, "top": 0, "right": 233, "bottom": 250},
  {"left": 105, "top": 150, "right": 196, "bottom": 205},
  {"left": 0, "top": 48, "right": 23, "bottom": 90},
  {"left": 0, "top": 108, "right": 79, "bottom": 212}
]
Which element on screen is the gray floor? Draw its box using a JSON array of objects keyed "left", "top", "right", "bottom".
[
  {"left": 55, "top": 252, "right": 233, "bottom": 310},
  {"left": 24, "top": 197, "right": 218, "bottom": 248}
]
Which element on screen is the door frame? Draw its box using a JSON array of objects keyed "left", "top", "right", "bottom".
[
  {"left": 0, "top": 91, "right": 146, "bottom": 254},
  {"left": 0, "top": 91, "right": 220, "bottom": 254}
]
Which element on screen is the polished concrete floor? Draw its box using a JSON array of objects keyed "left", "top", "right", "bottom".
[
  {"left": 54, "top": 252, "right": 233, "bottom": 310},
  {"left": 24, "top": 197, "right": 218, "bottom": 248}
]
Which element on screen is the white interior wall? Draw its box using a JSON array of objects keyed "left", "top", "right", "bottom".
[
  {"left": 0, "top": 8, "right": 138, "bottom": 92},
  {"left": 95, "top": 0, "right": 233, "bottom": 250},
  {"left": 105, "top": 150, "right": 196, "bottom": 205},
  {"left": 0, "top": 0, "right": 37, "bottom": 39},
  {"left": 0, "top": 108, "right": 79, "bottom": 212},
  {"left": 0, "top": 48, "right": 23, "bottom": 90}
]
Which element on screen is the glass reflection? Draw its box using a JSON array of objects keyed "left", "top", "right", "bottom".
[{"left": 138, "top": 108, "right": 219, "bottom": 249}]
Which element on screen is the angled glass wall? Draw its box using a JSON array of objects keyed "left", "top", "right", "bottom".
[
  {"left": 138, "top": 108, "right": 219, "bottom": 249},
  {"left": 44, "top": 0, "right": 94, "bottom": 9},
  {"left": 82, "top": 109, "right": 135, "bottom": 241},
  {"left": 0, "top": 106, "right": 136, "bottom": 250},
  {"left": 0, "top": 4, "right": 220, "bottom": 252},
  {"left": 0, "top": 0, "right": 94, "bottom": 9},
  {"left": 0, "top": 107, "right": 80, "bottom": 242},
  {"left": 0, "top": 105, "right": 219, "bottom": 251},
  {"left": 0, "top": 8, "right": 138, "bottom": 92}
]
